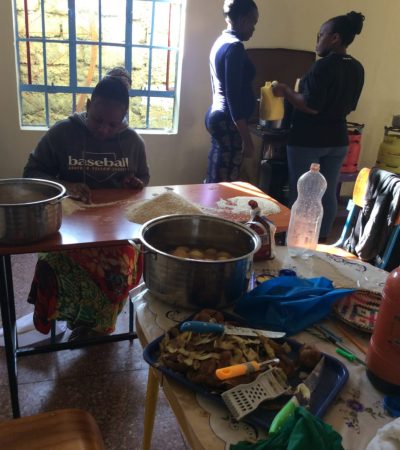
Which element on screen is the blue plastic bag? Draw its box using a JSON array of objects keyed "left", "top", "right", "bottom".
[{"left": 234, "top": 276, "right": 354, "bottom": 335}]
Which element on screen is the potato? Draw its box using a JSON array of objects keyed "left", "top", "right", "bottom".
[
  {"left": 171, "top": 248, "right": 188, "bottom": 257},
  {"left": 217, "top": 251, "right": 231, "bottom": 259},
  {"left": 298, "top": 344, "right": 322, "bottom": 369},
  {"left": 176, "top": 246, "right": 189, "bottom": 253},
  {"left": 188, "top": 249, "right": 205, "bottom": 259}
]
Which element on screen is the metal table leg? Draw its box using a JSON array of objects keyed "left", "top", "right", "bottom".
[
  {"left": 0, "top": 253, "right": 140, "bottom": 418},
  {"left": 0, "top": 255, "right": 20, "bottom": 417}
]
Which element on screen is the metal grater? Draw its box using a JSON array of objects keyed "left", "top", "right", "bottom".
[{"left": 221, "top": 367, "right": 290, "bottom": 421}]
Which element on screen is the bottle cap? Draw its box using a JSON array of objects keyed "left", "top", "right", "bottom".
[
  {"left": 383, "top": 395, "right": 400, "bottom": 417},
  {"left": 279, "top": 269, "right": 296, "bottom": 277}
]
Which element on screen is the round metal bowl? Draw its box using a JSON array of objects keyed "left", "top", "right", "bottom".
[
  {"left": 138, "top": 214, "right": 261, "bottom": 309},
  {"left": 0, "top": 178, "right": 66, "bottom": 245}
]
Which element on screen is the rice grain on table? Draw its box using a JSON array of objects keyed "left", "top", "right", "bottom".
[{"left": 125, "top": 191, "right": 204, "bottom": 224}]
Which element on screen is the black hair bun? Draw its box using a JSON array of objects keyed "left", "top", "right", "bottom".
[{"left": 346, "top": 11, "right": 365, "bottom": 35}]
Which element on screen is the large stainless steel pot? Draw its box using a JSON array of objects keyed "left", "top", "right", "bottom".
[
  {"left": 0, "top": 178, "right": 66, "bottom": 245},
  {"left": 138, "top": 214, "right": 261, "bottom": 309}
]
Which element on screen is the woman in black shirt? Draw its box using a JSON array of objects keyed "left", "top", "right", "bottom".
[{"left": 273, "top": 11, "right": 365, "bottom": 240}]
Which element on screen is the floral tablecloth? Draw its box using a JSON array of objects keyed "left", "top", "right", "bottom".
[{"left": 135, "top": 247, "right": 392, "bottom": 450}]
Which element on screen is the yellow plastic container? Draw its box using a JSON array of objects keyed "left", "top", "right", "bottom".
[{"left": 259, "top": 81, "right": 284, "bottom": 121}]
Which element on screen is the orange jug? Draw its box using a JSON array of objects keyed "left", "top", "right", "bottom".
[{"left": 366, "top": 266, "right": 400, "bottom": 394}]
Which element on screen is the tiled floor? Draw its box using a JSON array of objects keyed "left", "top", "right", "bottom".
[
  {"left": 0, "top": 212, "right": 345, "bottom": 448},
  {"left": 0, "top": 253, "right": 187, "bottom": 450}
]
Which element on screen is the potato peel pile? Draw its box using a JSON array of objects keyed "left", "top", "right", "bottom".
[{"left": 157, "top": 309, "right": 321, "bottom": 392}]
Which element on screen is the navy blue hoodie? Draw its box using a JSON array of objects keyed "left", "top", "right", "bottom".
[{"left": 23, "top": 112, "right": 150, "bottom": 188}]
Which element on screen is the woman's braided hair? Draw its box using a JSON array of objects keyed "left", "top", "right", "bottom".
[{"left": 329, "top": 11, "right": 365, "bottom": 47}]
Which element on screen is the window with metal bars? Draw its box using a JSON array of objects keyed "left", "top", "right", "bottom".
[{"left": 13, "top": 0, "right": 185, "bottom": 131}]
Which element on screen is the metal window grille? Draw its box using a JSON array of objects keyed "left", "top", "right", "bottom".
[{"left": 13, "top": 0, "right": 185, "bottom": 131}]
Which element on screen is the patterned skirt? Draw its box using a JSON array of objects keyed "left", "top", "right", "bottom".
[{"left": 27, "top": 244, "right": 143, "bottom": 334}]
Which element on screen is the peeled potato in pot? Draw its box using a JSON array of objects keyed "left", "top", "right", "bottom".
[
  {"left": 171, "top": 247, "right": 188, "bottom": 257},
  {"left": 188, "top": 249, "right": 205, "bottom": 259},
  {"left": 217, "top": 251, "right": 231, "bottom": 260}
]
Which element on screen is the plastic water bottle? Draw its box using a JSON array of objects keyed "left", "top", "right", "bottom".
[{"left": 286, "top": 163, "right": 327, "bottom": 258}]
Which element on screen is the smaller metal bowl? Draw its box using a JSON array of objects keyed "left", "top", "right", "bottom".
[{"left": 0, "top": 178, "right": 66, "bottom": 245}]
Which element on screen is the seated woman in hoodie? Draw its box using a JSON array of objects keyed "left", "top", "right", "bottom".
[{"left": 23, "top": 75, "right": 149, "bottom": 340}]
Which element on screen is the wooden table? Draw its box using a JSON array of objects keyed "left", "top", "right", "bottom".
[
  {"left": 0, "top": 182, "right": 290, "bottom": 418},
  {"left": 135, "top": 247, "right": 391, "bottom": 450}
]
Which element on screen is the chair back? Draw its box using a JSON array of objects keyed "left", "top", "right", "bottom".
[
  {"left": 319, "top": 167, "right": 400, "bottom": 271},
  {"left": 0, "top": 409, "right": 105, "bottom": 450},
  {"left": 352, "top": 167, "right": 370, "bottom": 207},
  {"left": 350, "top": 167, "right": 400, "bottom": 271}
]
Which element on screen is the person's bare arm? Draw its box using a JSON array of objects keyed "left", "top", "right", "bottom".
[{"left": 272, "top": 83, "right": 318, "bottom": 115}]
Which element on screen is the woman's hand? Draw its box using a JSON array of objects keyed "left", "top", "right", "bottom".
[
  {"left": 123, "top": 175, "right": 144, "bottom": 190},
  {"left": 272, "top": 83, "right": 318, "bottom": 114},
  {"left": 62, "top": 182, "right": 92, "bottom": 204},
  {"left": 271, "top": 82, "right": 288, "bottom": 97}
]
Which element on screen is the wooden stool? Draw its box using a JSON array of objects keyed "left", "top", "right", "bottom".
[{"left": 0, "top": 409, "right": 105, "bottom": 450}]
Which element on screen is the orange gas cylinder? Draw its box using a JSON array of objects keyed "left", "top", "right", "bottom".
[{"left": 366, "top": 266, "right": 400, "bottom": 394}]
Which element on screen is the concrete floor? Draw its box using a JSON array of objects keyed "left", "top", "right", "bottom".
[{"left": 0, "top": 253, "right": 187, "bottom": 450}]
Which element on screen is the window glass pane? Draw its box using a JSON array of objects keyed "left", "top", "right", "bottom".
[
  {"left": 102, "top": 0, "right": 126, "bottom": 44},
  {"left": 21, "top": 92, "right": 46, "bottom": 126},
  {"left": 149, "top": 97, "right": 174, "bottom": 130},
  {"left": 76, "top": 93, "right": 89, "bottom": 113},
  {"left": 132, "top": 1, "right": 152, "bottom": 46},
  {"left": 152, "top": 2, "right": 171, "bottom": 47},
  {"left": 48, "top": 93, "right": 72, "bottom": 125},
  {"left": 46, "top": 43, "right": 69, "bottom": 86},
  {"left": 167, "top": 49, "right": 177, "bottom": 91},
  {"left": 44, "top": 0, "right": 69, "bottom": 40},
  {"left": 129, "top": 96, "right": 147, "bottom": 129},
  {"left": 18, "top": 42, "right": 45, "bottom": 84},
  {"left": 150, "top": 49, "right": 170, "bottom": 91},
  {"left": 101, "top": 47, "right": 126, "bottom": 77},
  {"left": 169, "top": 3, "right": 182, "bottom": 48},
  {"left": 15, "top": 0, "right": 184, "bottom": 130},
  {"left": 16, "top": 0, "right": 43, "bottom": 38},
  {"left": 76, "top": 44, "right": 99, "bottom": 87},
  {"left": 75, "top": 0, "right": 99, "bottom": 41},
  {"left": 132, "top": 48, "right": 149, "bottom": 90}
]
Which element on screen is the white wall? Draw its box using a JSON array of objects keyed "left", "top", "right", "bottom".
[{"left": 0, "top": 0, "right": 399, "bottom": 185}]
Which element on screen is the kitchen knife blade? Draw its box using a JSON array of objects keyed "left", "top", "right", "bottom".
[
  {"left": 215, "top": 358, "right": 280, "bottom": 381},
  {"left": 180, "top": 321, "right": 286, "bottom": 338},
  {"left": 268, "top": 356, "right": 325, "bottom": 435}
]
